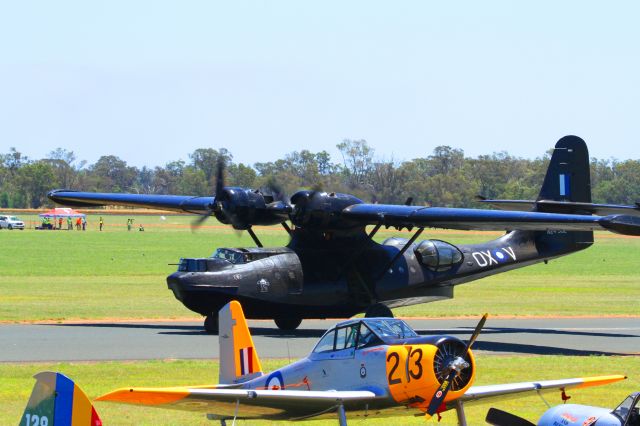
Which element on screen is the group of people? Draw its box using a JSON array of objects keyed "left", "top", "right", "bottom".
[
  {"left": 41, "top": 216, "right": 87, "bottom": 230},
  {"left": 40, "top": 216, "right": 145, "bottom": 231},
  {"left": 127, "top": 218, "right": 145, "bottom": 231}
]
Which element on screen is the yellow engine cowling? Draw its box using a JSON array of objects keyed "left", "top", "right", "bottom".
[{"left": 385, "top": 339, "right": 475, "bottom": 411}]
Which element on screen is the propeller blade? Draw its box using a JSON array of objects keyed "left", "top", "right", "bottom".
[
  {"left": 190, "top": 212, "right": 210, "bottom": 231},
  {"left": 425, "top": 314, "right": 488, "bottom": 417},
  {"left": 485, "top": 408, "right": 535, "bottom": 426},
  {"left": 464, "top": 313, "right": 488, "bottom": 353},
  {"left": 192, "top": 155, "right": 227, "bottom": 231},
  {"left": 264, "top": 177, "right": 287, "bottom": 204},
  {"left": 215, "top": 156, "right": 226, "bottom": 199},
  {"left": 425, "top": 368, "right": 457, "bottom": 416}
]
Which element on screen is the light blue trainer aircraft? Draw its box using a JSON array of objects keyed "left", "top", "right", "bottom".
[{"left": 87, "top": 301, "right": 626, "bottom": 425}]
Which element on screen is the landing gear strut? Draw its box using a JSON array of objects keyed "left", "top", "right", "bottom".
[
  {"left": 204, "top": 315, "right": 219, "bottom": 334},
  {"left": 365, "top": 303, "right": 393, "bottom": 318},
  {"left": 274, "top": 317, "right": 302, "bottom": 331}
]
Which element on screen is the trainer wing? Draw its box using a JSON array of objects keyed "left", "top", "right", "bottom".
[
  {"left": 341, "top": 204, "right": 640, "bottom": 236},
  {"left": 453, "top": 374, "right": 626, "bottom": 408},
  {"left": 97, "top": 387, "right": 378, "bottom": 420}
]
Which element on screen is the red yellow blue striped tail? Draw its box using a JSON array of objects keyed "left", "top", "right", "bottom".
[{"left": 20, "top": 371, "right": 101, "bottom": 426}]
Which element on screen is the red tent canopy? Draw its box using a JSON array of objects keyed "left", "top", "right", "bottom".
[{"left": 39, "top": 208, "right": 86, "bottom": 218}]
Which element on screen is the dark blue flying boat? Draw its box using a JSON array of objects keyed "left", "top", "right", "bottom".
[{"left": 49, "top": 136, "right": 640, "bottom": 332}]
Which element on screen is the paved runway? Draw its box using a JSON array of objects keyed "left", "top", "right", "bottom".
[{"left": 1, "top": 317, "right": 638, "bottom": 362}]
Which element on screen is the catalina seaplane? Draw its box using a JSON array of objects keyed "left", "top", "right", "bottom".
[{"left": 47, "top": 136, "right": 640, "bottom": 333}]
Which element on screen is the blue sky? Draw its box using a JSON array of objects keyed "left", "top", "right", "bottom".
[{"left": 1, "top": 1, "right": 638, "bottom": 168}]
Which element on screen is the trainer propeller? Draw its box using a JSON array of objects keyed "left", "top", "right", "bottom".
[{"left": 425, "top": 313, "right": 488, "bottom": 418}]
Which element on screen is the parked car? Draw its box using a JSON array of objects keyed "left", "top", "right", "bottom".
[{"left": 0, "top": 215, "right": 25, "bottom": 230}]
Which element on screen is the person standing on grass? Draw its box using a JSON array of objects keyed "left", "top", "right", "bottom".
[
  {"left": 58, "top": 217, "right": 62, "bottom": 229},
  {"left": 76, "top": 217, "right": 81, "bottom": 230},
  {"left": 67, "top": 216, "right": 72, "bottom": 230},
  {"left": 99, "top": 216, "right": 104, "bottom": 231},
  {"left": 82, "top": 217, "right": 86, "bottom": 231}
]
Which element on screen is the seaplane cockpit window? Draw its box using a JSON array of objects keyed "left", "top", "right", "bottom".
[{"left": 211, "top": 249, "right": 247, "bottom": 264}]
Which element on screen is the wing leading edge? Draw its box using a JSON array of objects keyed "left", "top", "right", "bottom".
[
  {"left": 48, "top": 190, "right": 213, "bottom": 214},
  {"left": 342, "top": 204, "right": 640, "bottom": 235},
  {"left": 97, "top": 388, "right": 378, "bottom": 420},
  {"left": 457, "top": 374, "right": 626, "bottom": 407},
  {"left": 49, "top": 189, "right": 640, "bottom": 235}
]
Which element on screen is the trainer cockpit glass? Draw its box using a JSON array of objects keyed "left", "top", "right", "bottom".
[
  {"left": 364, "top": 318, "right": 418, "bottom": 339},
  {"left": 312, "top": 318, "right": 417, "bottom": 353}
]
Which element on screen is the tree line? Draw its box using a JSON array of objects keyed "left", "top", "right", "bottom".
[{"left": 1, "top": 140, "right": 639, "bottom": 209}]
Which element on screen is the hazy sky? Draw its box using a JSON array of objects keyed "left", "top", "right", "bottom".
[{"left": 1, "top": 1, "right": 639, "bottom": 168}]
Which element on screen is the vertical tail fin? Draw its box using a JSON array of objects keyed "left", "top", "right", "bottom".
[
  {"left": 218, "top": 301, "right": 263, "bottom": 384},
  {"left": 538, "top": 135, "right": 591, "bottom": 203},
  {"left": 535, "top": 135, "right": 594, "bottom": 247},
  {"left": 21, "top": 371, "right": 101, "bottom": 426}
]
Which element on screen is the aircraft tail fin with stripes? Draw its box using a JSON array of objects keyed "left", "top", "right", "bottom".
[
  {"left": 218, "top": 301, "right": 263, "bottom": 384},
  {"left": 20, "top": 371, "right": 102, "bottom": 426}
]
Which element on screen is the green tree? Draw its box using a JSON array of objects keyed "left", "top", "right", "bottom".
[
  {"left": 189, "top": 148, "right": 232, "bottom": 184},
  {"left": 336, "top": 139, "right": 374, "bottom": 189},
  {"left": 16, "top": 161, "right": 58, "bottom": 208},
  {"left": 89, "top": 155, "right": 138, "bottom": 192}
]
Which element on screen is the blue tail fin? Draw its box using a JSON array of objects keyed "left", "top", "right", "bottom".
[
  {"left": 535, "top": 135, "right": 594, "bottom": 247},
  {"left": 20, "top": 371, "right": 101, "bottom": 426},
  {"left": 538, "top": 135, "right": 591, "bottom": 203}
]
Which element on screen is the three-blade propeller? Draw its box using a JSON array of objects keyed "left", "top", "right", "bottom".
[
  {"left": 425, "top": 313, "right": 488, "bottom": 417},
  {"left": 191, "top": 157, "right": 293, "bottom": 235}
]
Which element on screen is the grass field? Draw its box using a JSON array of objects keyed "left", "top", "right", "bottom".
[
  {"left": 1, "top": 212, "right": 639, "bottom": 425},
  {"left": 1, "top": 213, "right": 639, "bottom": 321},
  {"left": 3, "top": 356, "right": 639, "bottom": 425}
]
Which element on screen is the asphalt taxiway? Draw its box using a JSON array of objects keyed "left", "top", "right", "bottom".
[{"left": 1, "top": 317, "right": 638, "bottom": 362}]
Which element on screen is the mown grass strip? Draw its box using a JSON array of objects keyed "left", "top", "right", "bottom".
[
  {"left": 2, "top": 356, "right": 638, "bottom": 425},
  {"left": 1, "top": 218, "right": 639, "bottom": 321}
]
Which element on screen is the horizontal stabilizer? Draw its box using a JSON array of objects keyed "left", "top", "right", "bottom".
[
  {"left": 479, "top": 198, "right": 640, "bottom": 217},
  {"left": 599, "top": 214, "right": 640, "bottom": 235}
]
